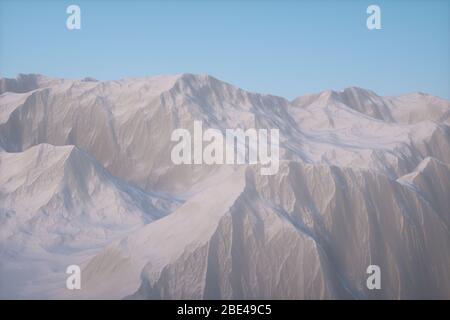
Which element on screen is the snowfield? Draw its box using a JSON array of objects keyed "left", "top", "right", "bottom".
[{"left": 0, "top": 73, "right": 449, "bottom": 299}]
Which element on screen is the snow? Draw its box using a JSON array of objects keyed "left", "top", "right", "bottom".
[{"left": 0, "top": 73, "right": 449, "bottom": 299}]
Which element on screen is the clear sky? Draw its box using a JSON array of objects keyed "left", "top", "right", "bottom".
[{"left": 0, "top": 0, "right": 449, "bottom": 99}]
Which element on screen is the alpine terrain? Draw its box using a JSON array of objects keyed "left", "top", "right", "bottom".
[{"left": 0, "top": 73, "right": 449, "bottom": 299}]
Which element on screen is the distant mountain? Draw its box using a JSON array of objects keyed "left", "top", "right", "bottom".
[
  {"left": 0, "top": 74, "right": 449, "bottom": 299},
  {"left": 292, "top": 86, "right": 450, "bottom": 124},
  {"left": 0, "top": 74, "right": 62, "bottom": 95}
]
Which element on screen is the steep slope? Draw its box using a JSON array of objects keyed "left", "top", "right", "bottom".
[
  {"left": 289, "top": 87, "right": 450, "bottom": 177},
  {"left": 0, "top": 74, "right": 63, "bottom": 95},
  {"left": 398, "top": 157, "right": 450, "bottom": 228},
  {"left": 0, "top": 73, "right": 293, "bottom": 192},
  {"left": 2, "top": 74, "right": 449, "bottom": 192},
  {"left": 0, "top": 73, "right": 449, "bottom": 299},
  {"left": 293, "top": 87, "right": 450, "bottom": 124},
  {"left": 0, "top": 143, "right": 180, "bottom": 298},
  {"left": 77, "top": 161, "right": 450, "bottom": 299}
]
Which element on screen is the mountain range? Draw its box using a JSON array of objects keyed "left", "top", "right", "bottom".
[{"left": 0, "top": 73, "right": 449, "bottom": 299}]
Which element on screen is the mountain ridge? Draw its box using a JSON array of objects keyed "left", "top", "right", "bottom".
[{"left": 1, "top": 73, "right": 449, "bottom": 299}]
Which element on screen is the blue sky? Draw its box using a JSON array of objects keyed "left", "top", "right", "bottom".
[{"left": 0, "top": 0, "right": 449, "bottom": 99}]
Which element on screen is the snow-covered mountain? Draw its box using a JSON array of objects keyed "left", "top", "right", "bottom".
[
  {"left": 0, "top": 73, "right": 449, "bottom": 299},
  {"left": 0, "top": 143, "right": 180, "bottom": 298},
  {"left": 292, "top": 86, "right": 450, "bottom": 125}
]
